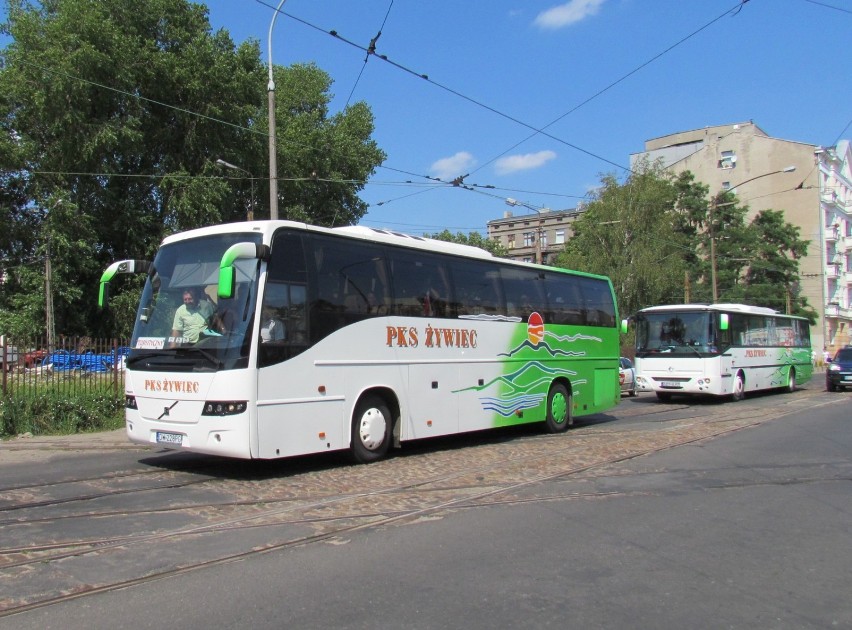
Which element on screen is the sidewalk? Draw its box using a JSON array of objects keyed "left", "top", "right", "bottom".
[{"left": 0, "top": 428, "right": 145, "bottom": 453}]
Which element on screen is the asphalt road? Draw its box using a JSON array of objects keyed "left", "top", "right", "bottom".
[{"left": 1, "top": 377, "right": 850, "bottom": 629}]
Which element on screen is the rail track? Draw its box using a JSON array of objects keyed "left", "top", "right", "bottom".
[{"left": 0, "top": 387, "right": 840, "bottom": 617}]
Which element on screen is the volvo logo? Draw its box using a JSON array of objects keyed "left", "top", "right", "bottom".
[{"left": 158, "top": 402, "right": 179, "bottom": 420}]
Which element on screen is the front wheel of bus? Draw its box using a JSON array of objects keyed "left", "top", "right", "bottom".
[
  {"left": 351, "top": 395, "right": 392, "bottom": 464},
  {"left": 730, "top": 371, "right": 745, "bottom": 402},
  {"left": 544, "top": 382, "right": 572, "bottom": 433}
]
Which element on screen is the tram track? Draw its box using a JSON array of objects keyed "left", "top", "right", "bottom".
[{"left": 0, "top": 388, "right": 840, "bottom": 617}]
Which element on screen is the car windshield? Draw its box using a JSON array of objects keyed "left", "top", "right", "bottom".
[
  {"left": 636, "top": 311, "right": 719, "bottom": 355},
  {"left": 834, "top": 349, "right": 852, "bottom": 362},
  {"left": 127, "top": 233, "right": 262, "bottom": 372}
]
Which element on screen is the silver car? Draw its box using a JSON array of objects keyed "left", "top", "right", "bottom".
[{"left": 619, "top": 357, "right": 637, "bottom": 397}]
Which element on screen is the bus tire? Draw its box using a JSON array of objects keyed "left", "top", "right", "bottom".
[
  {"left": 351, "top": 395, "right": 392, "bottom": 464},
  {"left": 730, "top": 371, "right": 745, "bottom": 402},
  {"left": 544, "top": 382, "right": 572, "bottom": 433},
  {"left": 786, "top": 368, "right": 796, "bottom": 393}
]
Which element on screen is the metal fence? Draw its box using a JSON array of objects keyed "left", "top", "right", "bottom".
[{"left": 1, "top": 336, "right": 129, "bottom": 397}]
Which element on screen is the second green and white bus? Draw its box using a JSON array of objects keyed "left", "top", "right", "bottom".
[
  {"left": 626, "top": 303, "right": 812, "bottom": 401},
  {"left": 101, "top": 221, "right": 621, "bottom": 462}
]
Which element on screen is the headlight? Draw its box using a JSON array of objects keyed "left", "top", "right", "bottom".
[
  {"left": 202, "top": 401, "right": 247, "bottom": 416},
  {"left": 829, "top": 364, "right": 841, "bottom": 372}
]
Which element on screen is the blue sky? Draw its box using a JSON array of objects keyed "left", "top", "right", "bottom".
[{"left": 5, "top": 1, "right": 852, "bottom": 235}]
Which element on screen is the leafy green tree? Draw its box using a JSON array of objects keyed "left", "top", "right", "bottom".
[
  {"left": 0, "top": 0, "right": 385, "bottom": 338},
  {"left": 699, "top": 190, "right": 755, "bottom": 304},
  {"left": 424, "top": 229, "right": 509, "bottom": 258},
  {"left": 555, "top": 164, "right": 705, "bottom": 317},
  {"left": 739, "top": 209, "right": 815, "bottom": 321}
]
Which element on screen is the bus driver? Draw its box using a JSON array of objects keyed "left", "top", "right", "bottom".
[{"left": 170, "top": 287, "right": 215, "bottom": 346}]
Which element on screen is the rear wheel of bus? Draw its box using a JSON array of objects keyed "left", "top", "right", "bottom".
[
  {"left": 544, "top": 382, "right": 572, "bottom": 433},
  {"left": 351, "top": 394, "right": 392, "bottom": 463}
]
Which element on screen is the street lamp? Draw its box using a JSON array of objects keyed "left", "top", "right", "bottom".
[
  {"left": 267, "top": 0, "right": 288, "bottom": 220},
  {"left": 506, "top": 198, "right": 549, "bottom": 264},
  {"left": 216, "top": 159, "right": 255, "bottom": 221},
  {"left": 709, "top": 165, "right": 797, "bottom": 303}
]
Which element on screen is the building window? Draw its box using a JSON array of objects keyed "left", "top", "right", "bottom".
[
  {"left": 554, "top": 230, "right": 565, "bottom": 245},
  {"left": 523, "top": 232, "right": 534, "bottom": 247},
  {"left": 507, "top": 235, "right": 515, "bottom": 249},
  {"left": 718, "top": 150, "right": 736, "bottom": 169},
  {"left": 539, "top": 231, "right": 547, "bottom": 248}
]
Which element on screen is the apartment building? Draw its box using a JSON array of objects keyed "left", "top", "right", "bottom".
[
  {"left": 631, "top": 121, "right": 852, "bottom": 352},
  {"left": 487, "top": 207, "right": 584, "bottom": 266}
]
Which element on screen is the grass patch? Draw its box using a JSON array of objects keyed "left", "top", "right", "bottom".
[{"left": 1, "top": 387, "right": 124, "bottom": 437}]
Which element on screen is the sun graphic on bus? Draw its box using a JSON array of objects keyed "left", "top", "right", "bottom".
[{"left": 528, "top": 312, "right": 544, "bottom": 345}]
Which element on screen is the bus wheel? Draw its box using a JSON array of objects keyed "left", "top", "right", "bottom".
[
  {"left": 730, "top": 372, "right": 745, "bottom": 402},
  {"left": 351, "top": 395, "right": 391, "bottom": 464},
  {"left": 786, "top": 368, "right": 796, "bottom": 393},
  {"left": 544, "top": 382, "right": 572, "bottom": 433}
]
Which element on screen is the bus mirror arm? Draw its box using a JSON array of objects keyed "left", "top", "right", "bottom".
[
  {"left": 217, "top": 243, "right": 270, "bottom": 299},
  {"left": 98, "top": 259, "right": 152, "bottom": 308}
]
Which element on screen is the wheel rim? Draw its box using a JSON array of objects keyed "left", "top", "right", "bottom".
[
  {"left": 550, "top": 391, "right": 568, "bottom": 424},
  {"left": 358, "top": 406, "right": 387, "bottom": 451}
]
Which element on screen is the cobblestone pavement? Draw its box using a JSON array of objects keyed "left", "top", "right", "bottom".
[{"left": 1, "top": 381, "right": 848, "bottom": 615}]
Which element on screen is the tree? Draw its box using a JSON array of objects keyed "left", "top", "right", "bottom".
[
  {"left": 740, "top": 209, "right": 816, "bottom": 321},
  {"left": 555, "top": 164, "right": 706, "bottom": 317},
  {"left": 0, "top": 0, "right": 385, "bottom": 338},
  {"left": 424, "top": 229, "right": 509, "bottom": 258}
]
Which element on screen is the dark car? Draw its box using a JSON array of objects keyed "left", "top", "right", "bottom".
[{"left": 826, "top": 347, "right": 852, "bottom": 392}]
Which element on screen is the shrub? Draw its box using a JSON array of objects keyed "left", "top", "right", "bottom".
[{"left": 0, "top": 388, "right": 124, "bottom": 437}]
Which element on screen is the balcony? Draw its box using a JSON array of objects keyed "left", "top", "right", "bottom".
[
  {"left": 825, "top": 303, "right": 852, "bottom": 320},
  {"left": 822, "top": 190, "right": 839, "bottom": 205},
  {"left": 825, "top": 226, "right": 839, "bottom": 242},
  {"left": 826, "top": 265, "right": 840, "bottom": 279}
]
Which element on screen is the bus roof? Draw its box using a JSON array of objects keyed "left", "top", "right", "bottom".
[
  {"left": 159, "top": 220, "right": 611, "bottom": 281},
  {"left": 637, "top": 303, "right": 791, "bottom": 317}
]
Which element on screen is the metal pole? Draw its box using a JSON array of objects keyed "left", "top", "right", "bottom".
[{"left": 267, "top": 0, "right": 287, "bottom": 221}]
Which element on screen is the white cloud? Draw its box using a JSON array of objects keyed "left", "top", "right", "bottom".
[
  {"left": 534, "top": 0, "right": 606, "bottom": 30},
  {"left": 429, "top": 151, "right": 477, "bottom": 181},
  {"left": 494, "top": 150, "right": 557, "bottom": 175}
]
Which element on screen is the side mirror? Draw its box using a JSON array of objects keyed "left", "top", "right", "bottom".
[
  {"left": 217, "top": 243, "right": 270, "bottom": 299},
  {"left": 620, "top": 318, "right": 629, "bottom": 334},
  {"left": 719, "top": 313, "right": 729, "bottom": 331},
  {"left": 98, "top": 260, "right": 151, "bottom": 308}
]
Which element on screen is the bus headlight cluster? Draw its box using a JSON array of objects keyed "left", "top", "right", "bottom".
[
  {"left": 202, "top": 401, "right": 247, "bottom": 416},
  {"left": 125, "top": 395, "right": 137, "bottom": 409},
  {"left": 697, "top": 378, "right": 711, "bottom": 385}
]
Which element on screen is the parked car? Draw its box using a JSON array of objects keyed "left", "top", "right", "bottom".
[
  {"left": 826, "top": 347, "right": 852, "bottom": 392},
  {"left": 619, "top": 357, "right": 637, "bottom": 397},
  {"left": 22, "top": 349, "right": 48, "bottom": 369}
]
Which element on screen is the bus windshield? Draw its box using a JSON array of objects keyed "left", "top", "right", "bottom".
[
  {"left": 635, "top": 311, "right": 719, "bottom": 355},
  {"left": 127, "top": 233, "right": 262, "bottom": 372}
]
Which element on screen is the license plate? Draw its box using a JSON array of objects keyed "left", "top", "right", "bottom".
[
  {"left": 156, "top": 431, "right": 183, "bottom": 445},
  {"left": 660, "top": 381, "right": 681, "bottom": 388}
]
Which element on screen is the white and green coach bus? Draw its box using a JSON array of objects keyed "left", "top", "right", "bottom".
[
  {"left": 625, "top": 303, "right": 812, "bottom": 402},
  {"left": 100, "top": 221, "right": 620, "bottom": 462}
]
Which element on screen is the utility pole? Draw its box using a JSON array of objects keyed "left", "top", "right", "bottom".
[{"left": 45, "top": 236, "right": 55, "bottom": 350}]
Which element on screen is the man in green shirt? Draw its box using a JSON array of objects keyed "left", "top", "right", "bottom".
[{"left": 170, "top": 288, "right": 215, "bottom": 346}]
